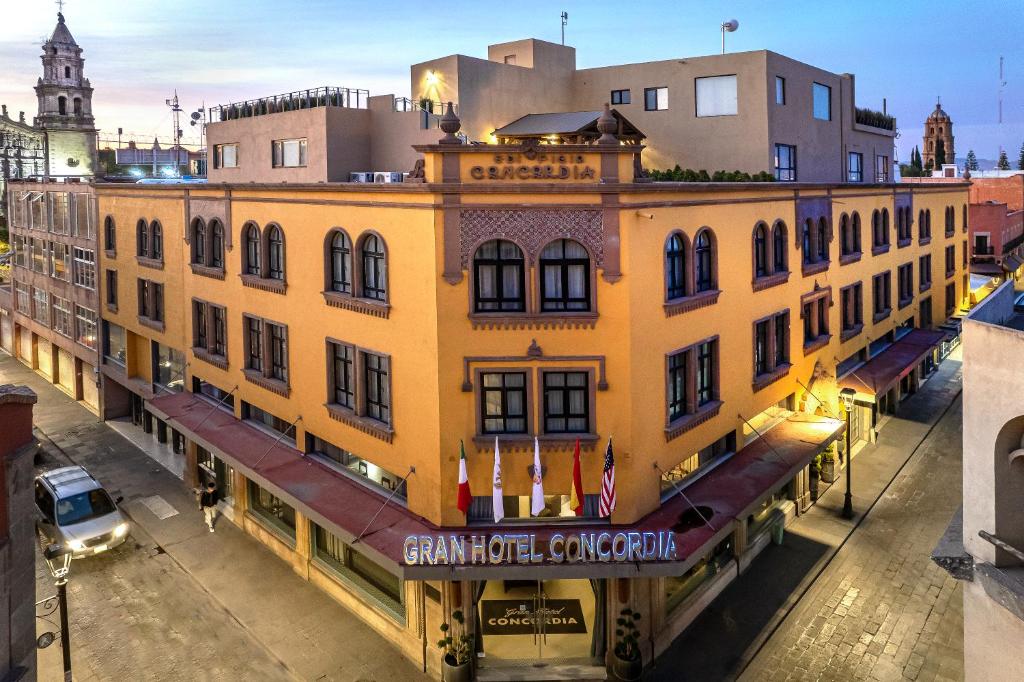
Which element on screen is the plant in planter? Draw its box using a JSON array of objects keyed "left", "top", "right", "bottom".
[
  {"left": 809, "top": 454, "right": 821, "bottom": 501},
  {"left": 820, "top": 444, "right": 838, "bottom": 484},
  {"left": 437, "top": 610, "right": 474, "bottom": 682},
  {"left": 612, "top": 607, "right": 643, "bottom": 681}
]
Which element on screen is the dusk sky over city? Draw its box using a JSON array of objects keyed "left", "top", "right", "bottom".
[{"left": 2, "top": 0, "right": 1022, "bottom": 163}]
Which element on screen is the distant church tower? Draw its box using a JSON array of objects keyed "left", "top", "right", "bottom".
[
  {"left": 34, "top": 12, "right": 98, "bottom": 178},
  {"left": 922, "top": 101, "right": 954, "bottom": 169}
]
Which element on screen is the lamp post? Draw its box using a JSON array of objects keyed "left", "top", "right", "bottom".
[
  {"left": 41, "top": 542, "right": 73, "bottom": 682},
  {"left": 840, "top": 387, "right": 856, "bottom": 519}
]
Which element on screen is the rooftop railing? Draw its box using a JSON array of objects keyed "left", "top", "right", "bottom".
[{"left": 209, "top": 87, "right": 370, "bottom": 123}]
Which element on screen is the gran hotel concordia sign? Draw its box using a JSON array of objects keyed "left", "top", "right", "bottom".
[
  {"left": 468, "top": 151, "right": 597, "bottom": 181},
  {"left": 402, "top": 530, "right": 678, "bottom": 566}
]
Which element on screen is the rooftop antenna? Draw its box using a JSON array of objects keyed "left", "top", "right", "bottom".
[
  {"left": 721, "top": 19, "right": 739, "bottom": 54},
  {"left": 561, "top": 11, "right": 568, "bottom": 46},
  {"left": 998, "top": 56, "right": 1007, "bottom": 161},
  {"left": 165, "top": 91, "right": 183, "bottom": 175}
]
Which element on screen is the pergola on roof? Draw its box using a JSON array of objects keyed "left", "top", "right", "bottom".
[{"left": 492, "top": 109, "right": 645, "bottom": 145}]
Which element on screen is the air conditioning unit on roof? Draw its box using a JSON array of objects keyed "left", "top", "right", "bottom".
[
  {"left": 373, "top": 171, "right": 403, "bottom": 183},
  {"left": 349, "top": 172, "right": 374, "bottom": 183}
]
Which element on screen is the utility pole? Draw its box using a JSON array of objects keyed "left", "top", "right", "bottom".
[
  {"left": 561, "top": 11, "right": 568, "bottom": 45},
  {"left": 166, "top": 91, "right": 183, "bottom": 176}
]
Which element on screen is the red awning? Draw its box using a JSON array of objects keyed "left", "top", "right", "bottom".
[
  {"left": 839, "top": 328, "right": 946, "bottom": 401},
  {"left": 148, "top": 393, "right": 843, "bottom": 580}
]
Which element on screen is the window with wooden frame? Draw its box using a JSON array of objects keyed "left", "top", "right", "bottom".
[
  {"left": 945, "top": 244, "right": 955, "bottom": 277},
  {"left": 242, "top": 315, "right": 289, "bottom": 394},
  {"left": 542, "top": 371, "right": 590, "bottom": 434},
  {"left": 192, "top": 299, "right": 228, "bottom": 367},
  {"left": 753, "top": 310, "right": 790, "bottom": 388},
  {"left": 360, "top": 233, "right": 388, "bottom": 302},
  {"left": 323, "top": 339, "right": 393, "bottom": 436},
  {"left": 480, "top": 371, "right": 528, "bottom": 434},
  {"left": 105, "top": 270, "right": 117, "bottom": 308},
  {"left": 473, "top": 239, "right": 525, "bottom": 312},
  {"left": 327, "top": 341, "right": 355, "bottom": 409},
  {"left": 801, "top": 288, "right": 831, "bottom": 349},
  {"left": 840, "top": 282, "right": 863, "bottom": 337},
  {"left": 872, "top": 271, "right": 892, "bottom": 321},
  {"left": 665, "top": 232, "right": 688, "bottom": 300},
  {"left": 540, "top": 239, "right": 590, "bottom": 312},
  {"left": 919, "top": 254, "right": 932, "bottom": 291},
  {"left": 665, "top": 336, "right": 721, "bottom": 437},
  {"left": 897, "top": 262, "right": 914, "bottom": 308},
  {"left": 363, "top": 352, "right": 390, "bottom": 424},
  {"left": 945, "top": 282, "right": 956, "bottom": 316}
]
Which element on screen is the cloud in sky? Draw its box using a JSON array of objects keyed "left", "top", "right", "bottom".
[{"left": 2, "top": 0, "right": 1022, "bottom": 157}]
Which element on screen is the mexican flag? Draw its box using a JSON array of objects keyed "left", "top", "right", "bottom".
[
  {"left": 569, "top": 438, "right": 584, "bottom": 516},
  {"left": 457, "top": 440, "right": 472, "bottom": 515}
]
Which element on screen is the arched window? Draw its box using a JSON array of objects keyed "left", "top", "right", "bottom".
[
  {"left": 882, "top": 209, "right": 890, "bottom": 245},
  {"left": 665, "top": 233, "right": 687, "bottom": 300},
  {"left": 328, "top": 230, "right": 353, "bottom": 293},
  {"left": 925, "top": 209, "right": 932, "bottom": 239},
  {"left": 753, "top": 224, "right": 769, "bottom": 278},
  {"left": 243, "top": 223, "right": 261, "bottom": 275},
  {"left": 191, "top": 219, "right": 206, "bottom": 265},
  {"left": 473, "top": 239, "right": 525, "bottom": 312},
  {"left": 963, "top": 204, "right": 968, "bottom": 232},
  {"left": 852, "top": 213, "right": 862, "bottom": 253},
  {"left": 540, "top": 239, "right": 590, "bottom": 311},
  {"left": 266, "top": 225, "right": 284, "bottom": 280},
  {"left": 772, "top": 221, "right": 788, "bottom": 272},
  {"left": 694, "top": 229, "right": 715, "bottom": 292},
  {"left": 136, "top": 219, "right": 148, "bottom": 256},
  {"left": 73, "top": 98, "right": 82, "bottom": 115},
  {"left": 104, "top": 216, "right": 116, "bottom": 251},
  {"left": 840, "top": 214, "right": 851, "bottom": 256},
  {"left": 918, "top": 210, "right": 927, "bottom": 240},
  {"left": 802, "top": 219, "right": 813, "bottom": 264},
  {"left": 150, "top": 222, "right": 163, "bottom": 261},
  {"left": 360, "top": 234, "right": 387, "bottom": 301},
  {"left": 816, "top": 218, "right": 829, "bottom": 261},
  {"left": 872, "top": 210, "right": 882, "bottom": 247},
  {"left": 210, "top": 220, "right": 224, "bottom": 268},
  {"left": 58, "top": 96, "right": 66, "bottom": 115}
]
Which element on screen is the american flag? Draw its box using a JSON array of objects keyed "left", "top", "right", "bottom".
[{"left": 599, "top": 437, "right": 616, "bottom": 517}]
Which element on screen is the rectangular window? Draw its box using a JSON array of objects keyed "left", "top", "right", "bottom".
[
  {"left": 775, "top": 144, "right": 796, "bottom": 181},
  {"left": 193, "top": 301, "right": 208, "bottom": 349},
  {"left": 920, "top": 297, "right": 933, "bottom": 327},
  {"left": 73, "top": 193, "right": 94, "bottom": 238},
  {"left": 873, "top": 272, "right": 892, "bottom": 315},
  {"left": 73, "top": 247, "right": 95, "bottom": 290},
  {"left": 138, "top": 279, "right": 151, "bottom": 318},
  {"left": 876, "top": 155, "right": 890, "bottom": 183},
  {"left": 610, "top": 89, "right": 630, "bottom": 105},
  {"left": 212, "top": 306, "right": 226, "bottom": 356},
  {"left": 898, "top": 263, "right": 914, "bottom": 306},
  {"left": 696, "top": 340, "right": 716, "bottom": 406},
  {"left": 363, "top": 352, "right": 391, "bottom": 424},
  {"left": 305, "top": 433, "right": 406, "bottom": 501},
  {"left": 695, "top": 75, "right": 737, "bottom": 117},
  {"left": 543, "top": 371, "right": 589, "bottom": 433},
  {"left": 312, "top": 523, "right": 404, "bottom": 614},
  {"left": 49, "top": 193, "right": 69, "bottom": 235},
  {"left": 245, "top": 316, "right": 262, "bottom": 372},
  {"left": 774, "top": 311, "right": 789, "bottom": 366},
  {"left": 754, "top": 320, "right": 770, "bottom": 376},
  {"left": 13, "top": 235, "right": 27, "bottom": 268},
  {"left": 31, "top": 238, "right": 47, "bottom": 274},
  {"left": 919, "top": 255, "right": 932, "bottom": 289},
  {"left": 644, "top": 86, "right": 668, "bottom": 111},
  {"left": 272, "top": 138, "right": 307, "bottom": 168},
  {"left": 103, "top": 321, "right": 127, "bottom": 366},
  {"left": 775, "top": 76, "right": 786, "bottom": 105},
  {"left": 812, "top": 82, "right": 832, "bottom": 120},
  {"left": 945, "top": 283, "right": 956, "bottom": 316},
  {"left": 74, "top": 305, "right": 97, "bottom": 349},
  {"left": 848, "top": 152, "right": 863, "bottom": 182},
  {"left": 49, "top": 242, "right": 70, "bottom": 281},
  {"left": 667, "top": 350, "right": 687, "bottom": 422},
  {"left": 963, "top": 239, "right": 968, "bottom": 267},
  {"left": 242, "top": 402, "right": 293, "bottom": 441},
  {"left": 268, "top": 323, "right": 288, "bottom": 382},
  {"left": 247, "top": 481, "right": 296, "bottom": 538},
  {"left": 660, "top": 431, "right": 736, "bottom": 494},
  {"left": 841, "top": 283, "right": 863, "bottom": 331},
  {"left": 105, "top": 270, "right": 117, "bottom": 306},
  {"left": 152, "top": 283, "right": 164, "bottom": 322},
  {"left": 152, "top": 343, "right": 184, "bottom": 391},
  {"left": 15, "top": 282, "right": 30, "bottom": 313},
  {"left": 329, "top": 341, "right": 354, "bottom": 408},
  {"left": 52, "top": 296, "right": 72, "bottom": 337},
  {"left": 213, "top": 143, "right": 238, "bottom": 169},
  {"left": 945, "top": 245, "right": 955, "bottom": 277},
  {"left": 193, "top": 376, "right": 234, "bottom": 410},
  {"left": 32, "top": 287, "right": 49, "bottom": 325},
  {"left": 481, "top": 372, "right": 527, "bottom": 434}
]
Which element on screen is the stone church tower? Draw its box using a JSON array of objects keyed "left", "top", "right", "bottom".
[
  {"left": 922, "top": 101, "right": 954, "bottom": 169},
  {"left": 33, "top": 12, "right": 98, "bottom": 179}
]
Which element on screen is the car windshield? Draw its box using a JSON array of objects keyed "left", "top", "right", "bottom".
[{"left": 55, "top": 489, "right": 117, "bottom": 526}]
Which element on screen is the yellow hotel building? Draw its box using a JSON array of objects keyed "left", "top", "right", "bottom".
[{"left": 93, "top": 110, "right": 967, "bottom": 679}]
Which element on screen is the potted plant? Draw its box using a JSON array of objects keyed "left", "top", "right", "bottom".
[
  {"left": 612, "top": 607, "right": 643, "bottom": 681},
  {"left": 809, "top": 454, "right": 821, "bottom": 501},
  {"left": 820, "top": 445, "right": 837, "bottom": 484},
  {"left": 437, "top": 609, "right": 473, "bottom": 682}
]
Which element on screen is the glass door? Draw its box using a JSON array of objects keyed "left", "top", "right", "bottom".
[{"left": 477, "top": 579, "right": 595, "bottom": 667}]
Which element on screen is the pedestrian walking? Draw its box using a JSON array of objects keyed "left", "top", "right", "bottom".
[{"left": 200, "top": 481, "right": 219, "bottom": 532}]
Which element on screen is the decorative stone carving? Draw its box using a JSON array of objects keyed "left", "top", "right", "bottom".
[
  {"left": 438, "top": 102, "right": 462, "bottom": 145},
  {"left": 459, "top": 209, "right": 603, "bottom": 269},
  {"left": 597, "top": 103, "right": 618, "bottom": 146},
  {"left": 408, "top": 158, "right": 425, "bottom": 181},
  {"left": 527, "top": 339, "right": 543, "bottom": 357}
]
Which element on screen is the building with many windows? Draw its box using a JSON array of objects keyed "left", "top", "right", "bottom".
[
  {"left": 2, "top": 180, "right": 99, "bottom": 412},
  {"left": 91, "top": 104, "right": 966, "bottom": 678}
]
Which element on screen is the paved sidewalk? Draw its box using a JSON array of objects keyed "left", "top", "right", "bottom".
[
  {"left": 646, "top": 349, "right": 964, "bottom": 681},
  {"left": 2, "top": 352, "right": 428, "bottom": 682}
]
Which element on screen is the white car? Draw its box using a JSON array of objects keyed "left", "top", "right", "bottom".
[{"left": 35, "top": 466, "right": 130, "bottom": 557}]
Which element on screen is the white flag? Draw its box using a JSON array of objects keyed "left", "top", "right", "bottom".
[
  {"left": 531, "top": 437, "right": 545, "bottom": 516},
  {"left": 492, "top": 437, "right": 505, "bottom": 523}
]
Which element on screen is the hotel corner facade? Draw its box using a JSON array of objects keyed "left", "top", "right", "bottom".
[{"left": 83, "top": 137, "right": 966, "bottom": 677}]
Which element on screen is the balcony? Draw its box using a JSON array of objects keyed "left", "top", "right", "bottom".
[{"left": 209, "top": 86, "right": 370, "bottom": 122}]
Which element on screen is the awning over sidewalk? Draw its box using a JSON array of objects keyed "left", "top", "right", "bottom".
[
  {"left": 839, "top": 328, "right": 946, "bottom": 402},
  {"left": 148, "top": 393, "right": 843, "bottom": 581},
  {"left": 1004, "top": 255, "right": 1023, "bottom": 274},
  {"left": 971, "top": 263, "right": 1003, "bottom": 277}
]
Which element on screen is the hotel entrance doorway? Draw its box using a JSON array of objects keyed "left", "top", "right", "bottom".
[{"left": 476, "top": 578, "right": 602, "bottom": 668}]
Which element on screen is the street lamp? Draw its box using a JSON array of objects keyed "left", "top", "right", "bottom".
[
  {"left": 840, "top": 387, "right": 856, "bottom": 519},
  {"left": 41, "top": 541, "right": 73, "bottom": 682}
]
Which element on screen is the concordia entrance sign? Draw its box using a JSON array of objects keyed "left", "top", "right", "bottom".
[{"left": 402, "top": 530, "right": 678, "bottom": 566}]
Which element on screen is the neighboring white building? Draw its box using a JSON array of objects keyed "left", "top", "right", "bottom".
[
  {"left": 935, "top": 279, "right": 1024, "bottom": 681},
  {"left": 0, "top": 12, "right": 98, "bottom": 225}
]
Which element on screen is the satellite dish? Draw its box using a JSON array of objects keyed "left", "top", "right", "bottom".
[{"left": 723, "top": 19, "right": 739, "bottom": 32}]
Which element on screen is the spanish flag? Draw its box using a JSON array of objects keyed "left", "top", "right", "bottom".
[{"left": 569, "top": 439, "right": 584, "bottom": 516}]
